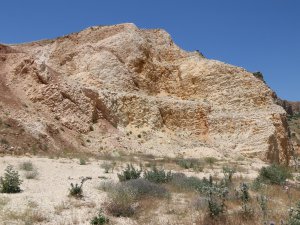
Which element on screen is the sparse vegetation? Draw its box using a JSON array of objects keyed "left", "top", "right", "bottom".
[
  {"left": 289, "top": 201, "right": 300, "bottom": 225},
  {"left": 19, "top": 161, "right": 39, "bottom": 179},
  {"left": 1, "top": 208, "right": 46, "bottom": 224},
  {"left": 79, "top": 158, "right": 87, "bottom": 165},
  {"left": 257, "top": 194, "right": 268, "bottom": 220},
  {"left": 205, "top": 157, "right": 218, "bottom": 166},
  {"left": 25, "top": 169, "right": 39, "bottom": 179},
  {"left": 253, "top": 71, "right": 264, "bottom": 81},
  {"left": 0, "top": 138, "right": 9, "bottom": 145},
  {"left": 106, "top": 178, "right": 169, "bottom": 217},
  {"left": 106, "top": 184, "right": 135, "bottom": 217},
  {"left": 176, "top": 158, "right": 204, "bottom": 171},
  {"left": 0, "top": 165, "right": 22, "bottom": 193},
  {"left": 19, "top": 161, "right": 34, "bottom": 171},
  {"left": 90, "top": 210, "right": 109, "bottom": 225},
  {"left": 0, "top": 153, "right": 299, "bottom": 224},
  {"left": 202, "top": 177, "right": 228, "bottom": 218},
  {"left": 69, "top": 177, "right": 91, "bottom": 198},
  {"left": 117, "top": 164, "right": 142, "bottom": 181},
  {"left": 143, "top": 166, "right": 173, "bottom": 183},
  {"left": 98, "top": 180, "right": 115, "bottom": 192},
  {"left": 171, "top": 172, "right": 211, "bottom": 192},
  {"left": 69, "top": 183, "right": 83, "bottom": 198},
  {"left": 0, "top": 196, "right": 10, "bottom": 208},
  {"left": 222, "top": 166, "right": 236, "bottom": 184},
  {"left": 239, "top": 183, "right": 253, "bottom": 218},
  {"left": 255, "top": 164, "right": 292, "bottom": 185},
  {"left": 101, "top": 161, "right": 115, "bottom": 173}
]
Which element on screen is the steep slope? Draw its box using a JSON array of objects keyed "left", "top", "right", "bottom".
[
  {"left": 277, "top": 99, "right": 300, "bottom": 116},
  {"left": 0, "top": 23, "right": 293, "bottom": 164}
]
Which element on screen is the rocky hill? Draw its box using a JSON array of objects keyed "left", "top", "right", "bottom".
[
  {"left": 0, "top": 23, "right": 293, "bottom": 164},
  {"left": 277, "top": 99, "right": 300, "bottom": 116}
]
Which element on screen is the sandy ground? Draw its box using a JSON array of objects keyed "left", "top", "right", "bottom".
[
  {"left": 0, "top": 155, "right": 265, "bottom": 225},
  {"left": 0, "top": 156, "right": 123, "bottom": 225}
]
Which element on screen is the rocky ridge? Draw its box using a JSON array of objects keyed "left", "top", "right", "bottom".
[{"left": 0, "top": 23, "right": 293, "bottom": 164}]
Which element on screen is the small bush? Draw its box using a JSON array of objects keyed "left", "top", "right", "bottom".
[
  {"left": 256, "top": 164, "right": 292, "bottom": 185},
  {"left": 124, "top": 178, "right": 169, "bottom": 199},
  {"left": 144, "top": 166, "right": 173, "bottom": 183},
  {"left": 257, "top": 195, "right": 268, "bottom": 219},
  {"left": 198, "top": 176, "right": 229, "bottom": 218},
  {"left": 222, "top": 166, "right": 236, "bottom": 184},
  {"left": 204, "top": 157, "right": 218, "bottom": 166},
  {"left": 25, "top": 169, "right": 39, "bottom": 179},
  {"left": 0, "top": 165, "right": 22, "bottom": 193},
  {"left": 176, "top": 158, "right": 204, "bottom": 171},
  {"left": 79, "top": 158, "right": 87, "bottom": 165},
  {"left": 203, "top": 185, "right": 228, "bottom": 218},
  {"left": 239, "top": 183, "right": 253, "bottom": 218},
  {"left": 0, "top": 138, "right": 9, "bottom": 145},
  {"left": 251, "top": 178, "right": 264, "bottom": 191},
  {"left": 107, "top": 185, "right": 135, "bottom": 217},
  {"left": 117, "top": 164, "right": 142, "bottom": 182},
  {"left": 101, "top": 162, "right": 115, "bottom": 173},
  {"left": 98, "top": 181, "right": 115, "bottom": 192},
  {"left": 69, "top": 177, "right": 91, "bottom": 198},
  {"left": 90, "top": 211, "right": 109, "bottom": 225},
  {"left": 106, "top": 178, "right": 168, "bottom": 217},
  {"left": 69, "top": 183, "right": 83, "bottom": 198},
  {"left": 171, "top": 173, "right": 211, "bottom": 192},
  {"left": 253, "top": 71, "right": 264, "bottom": 81},
  {"left": 19, "top": 161, "right": 34, "bottom": 171}
]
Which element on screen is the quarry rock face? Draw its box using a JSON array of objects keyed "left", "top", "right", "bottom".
[{"left": 0, "top": 23, "right": 293, "bottom": 164}]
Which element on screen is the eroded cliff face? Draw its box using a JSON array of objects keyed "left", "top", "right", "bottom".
[{"left": 0, "top": 23, "right": 293, "bottom": 164}]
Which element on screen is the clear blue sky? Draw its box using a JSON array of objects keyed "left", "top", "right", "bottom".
[{"left": 1, "top": 1, "right": 299, "bottom": 100}]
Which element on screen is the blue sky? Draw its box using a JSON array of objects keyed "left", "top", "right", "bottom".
[{"left": 1, "top": 0, "right": 299, "bottom": 100}]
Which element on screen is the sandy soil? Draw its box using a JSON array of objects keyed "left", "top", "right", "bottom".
[
  {"left": 0, "top": 156, "right": 121, "bottom": 225},
  {"left": 0, "top": 155, "right": 264, "bottom": 225}
]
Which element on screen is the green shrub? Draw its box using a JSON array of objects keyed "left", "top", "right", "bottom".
[
  {"left": 222, "top": 166, "right": 236, "bottom": 184},
  {"left": 117, "top": 164, "right": 141, "bottom": 182},
  {"left": 251, "top": 178, "right": 263, "bottom": 191},
  {"left": 238, "top": 183, "right": 254, "bottom": 219},
  {"left": 197, "top": 176, "right": 229, "bottom": 218},
  {"left": 69, "top": 177, "right": 91, "bottom": 198},
  {"left": 144, "top": 166, "right": 173, "bottom": 183},
  {"left": 253, "top": 71, "right": 264, "bottom": 81},
  {"left": 0, "top": 165, "right": 22, "bottom": 193},
  {"left": 204, "top": 185, "right": 227, "bottom": 218},
  {"left": 176, "top": 158, "right": 204, "bottom": 171},
  {"left": 79, "top": 158, "right": 87, "bottom": 165},
  {"left": 256, "top": 164, "right": 292, "bottom": 185},
  {"left": 90, "top": 211, "right": 109, "bottom": 224},
  {"left": 69, "top": 183, "right": 83, "bottom": 198},
  {"left": 171, "top": 173, "right": 211, "bottom": 192},
  {"left": 19, "top": 161, "right": 34, "bottom": 171}
]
